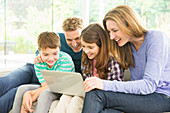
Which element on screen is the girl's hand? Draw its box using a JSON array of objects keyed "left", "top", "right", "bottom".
[
  {"left": 22, "top": 91, "right": 34, "bottom": 113},
  {"left": 83, "top": 77, "right": 103, "bottom": 92}
]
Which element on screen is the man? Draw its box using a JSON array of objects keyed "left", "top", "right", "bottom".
[
  {"left": 36, "top": 17, "right": 83, "bottom": 73},
  {"left": 0, "top": 17, "right": 83, "bottom": 113},
  {"left": 62, "top": 17, "right": 83, "bottom": 73}
]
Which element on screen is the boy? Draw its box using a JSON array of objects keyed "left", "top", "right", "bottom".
[{"left": 12, "top": 31, "right": 75, "bottom": 113}]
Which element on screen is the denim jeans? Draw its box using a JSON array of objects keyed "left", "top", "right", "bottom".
[
  {"left": 0, "top": 63, "right": 39, "bottom": 113},
  {"left": 82, "top": 89, "right": 170, "bottom": 113}
]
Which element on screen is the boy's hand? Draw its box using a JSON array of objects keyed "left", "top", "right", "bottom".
[
  {"left": 33, "top": 54, "right": 43, "bottom": 64},
  {"left": 83, "top": 77, "right": 103, "bottom": 92},
  {"left": 22, "top": 91, "right": 34, "bottom": 113}
]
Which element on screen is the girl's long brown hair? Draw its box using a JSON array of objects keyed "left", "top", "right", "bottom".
[{"left": 81, "top": 23, "right": 111, "bottom": 79}]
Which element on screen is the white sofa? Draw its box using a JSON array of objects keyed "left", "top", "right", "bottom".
[
  {"left": 0, "top": 70, "right": 61, "bottom": 113},
  {"left": 0, "top": 69, "right": 131, "bottom": 113}
]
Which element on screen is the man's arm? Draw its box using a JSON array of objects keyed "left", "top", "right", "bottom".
[{"left": 33, "top": 54, "right": 43, "bottom": 64}]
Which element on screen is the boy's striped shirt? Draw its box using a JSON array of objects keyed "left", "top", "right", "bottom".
[{"left": 34, "top": 51, "right": 75, "bottom": 83}]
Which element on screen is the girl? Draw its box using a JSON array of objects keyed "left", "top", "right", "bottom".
[{"left": 52, "top": 23, "right": 124, "bottom": 113}]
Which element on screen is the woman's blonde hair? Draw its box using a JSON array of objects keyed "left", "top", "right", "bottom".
[
  {"left": 103, "top": 5, "right": 147, "bottom": 69},
  {"left": 81, "top": 23, "right": 111, "bottom": 79}
]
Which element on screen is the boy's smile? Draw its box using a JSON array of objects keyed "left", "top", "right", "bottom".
[{"left": 40, "top": 47, "right": 60, "bottom": 68}]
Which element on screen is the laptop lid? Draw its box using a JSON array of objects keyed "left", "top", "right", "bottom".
[{"left": 40, "top": 70, "right": 85, "bottom": 97}]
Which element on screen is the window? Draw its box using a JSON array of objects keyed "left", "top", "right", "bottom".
[{"left": 1, "top": 0, "right": 170, "bottom": 71}]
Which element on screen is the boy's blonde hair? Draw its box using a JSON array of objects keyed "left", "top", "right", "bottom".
[
  {"left": 38, "top": 31, "right": 60, "bottom": 51},
  {"left": 62, "top": 17, "right": 83, "bottom": 32}
]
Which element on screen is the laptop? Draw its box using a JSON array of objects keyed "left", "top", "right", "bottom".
[{"left": 40, "top": 70, "right": 85, "bottom": 97}]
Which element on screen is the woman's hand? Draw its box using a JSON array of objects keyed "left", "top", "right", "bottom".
[
  {"left": 22, "top": 91, "right": 34, "bottom": 113},
  {"left": 33, "top": 54, "right": 43, "bottom": 64},
  {"left": 83, "top": 77, "right": 103, "bottom": 92}
]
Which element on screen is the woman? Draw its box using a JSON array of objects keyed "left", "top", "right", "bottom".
[{"left": 82, "top": 5, "right": 170, "bottom": 113}]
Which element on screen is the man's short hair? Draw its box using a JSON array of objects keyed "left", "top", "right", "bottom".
[{"left": 62, "top": 17, "right": 83, "bottom": 32}]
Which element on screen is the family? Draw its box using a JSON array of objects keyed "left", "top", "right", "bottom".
[{"left": 1, "top": 5, "right": 170, "bottom": 113}]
